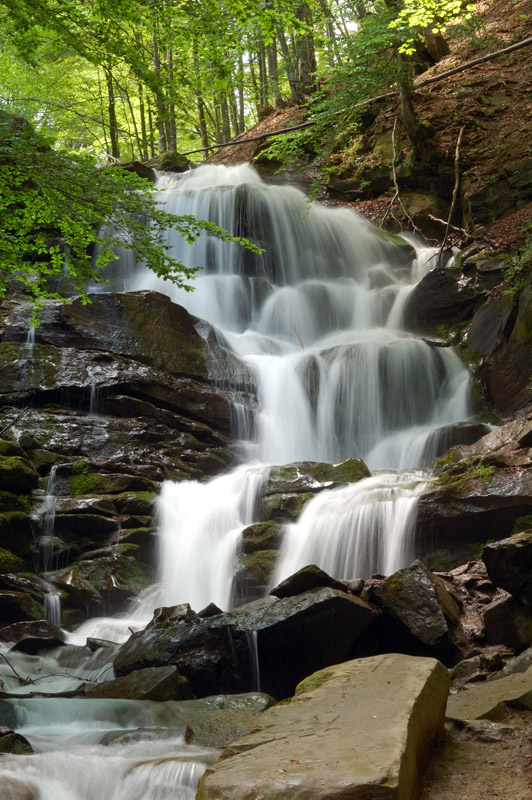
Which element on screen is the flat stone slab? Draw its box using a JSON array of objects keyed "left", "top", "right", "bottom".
[
  {"left": 446, "top": 664, "right": 532, "bottom": 721},
  {"left": 197, "top": 654, "right": 449, "bottom": 800}
]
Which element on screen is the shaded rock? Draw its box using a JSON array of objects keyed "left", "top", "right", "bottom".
[
  {"left": 0, "top": 547, "right": 24, "bottom": 574},
  {"left": 0, "top": 591, "right": 40, "bottom": 624},
  {"left": 0, "top": 512, "right": 33, "bottom": 558},
  {"left": 260, "top": 491, "right": 315, "bottom": 522},
  {"left": 114, "top": 587, "right": 378, "bottom": 699},
  {"left": 446, "top": 663, "right": 532, "bottom": 722},
  {"left": 482, "top": 593, "right": 532, "bottom": 652},
  {"left": 0, "top": 456, "right": 38, "bottom": 492},
  {"left": 0, "top": 619, "right": 65, "bottom": 647},
  {"left": 146, "top": 151, "right": 190, "bottom": 173},
  {"left": 422, "top": 422, "right": 491, "bottom": 464},
  {"left": 0, "top": 726, "right": 33, "bottom": 754},
  {"left": 197, "top": 654, "right": 450, "bottom": 800},
  {"left": 84, "top": 665, "right": 193, "bottom": 701},
  {"left": 465, "top": 285, "right": 532, "bottom": 414},
  {"left": 269, "top": 564, "right": 346, "bottom": 598},
  {"left": 366, "top": 560, "right": 468, "bottom": 664},
  {"left": 483, "top": 532, "right": 532, "bottom": 606},
  {"left": 404, "top": 267, "right": 478, "bottom": 332},
  {"left": 1, "top": 292, "right": 208, "bottom": 379},
  {"left": 232, "top": 550, "right": 278, "bottom": 604}
]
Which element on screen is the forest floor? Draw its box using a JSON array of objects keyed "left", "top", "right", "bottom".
[
  {"left": 420, "top": 709, "right": 532, "bottom": 799},
  {"left": 208, "top": 0, "right": 532, "bottom": 252}
]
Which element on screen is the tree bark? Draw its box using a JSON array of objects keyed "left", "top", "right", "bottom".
[{"left": 104, "top": 62, "right": 120, "bottom": 160}]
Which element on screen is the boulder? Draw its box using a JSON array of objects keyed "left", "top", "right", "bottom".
[
  {"left": 197, "top": 654, "right": 450, "bottom": 800},
  {"left": 0, "top": 619, "right": 65, "bottom": 647},
  {"left": 0, "top": 591, "right": 40, "bottom": 624},
  {"left": 482, "top": 532, "right": 532, "bottom": 606},
  {"left": 0, "top": 456, "right": 38, "bottom": 493},
  {"left": 269, "top": 564, "right": 346, "bottom": 598},
  {"left": 114, "top": 587, "right": 378, "bottom": 699},
  {"left": 446, "top": 663, "right": 532, "bottom": 722},
  {"left": 482, "top": 593, "right": 532, "bottom": 652},
  {"left": 0, "top": 726, "right": 33, "bottom": 754},
  {"left": 84, "top": 665, "right": 193, "bottom": 701},
  {"left": 365, "top": 560, "right": 469, "bottom": 664}
]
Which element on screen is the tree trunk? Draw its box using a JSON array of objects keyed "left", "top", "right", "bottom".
[
  {"left": 104, "top": 62, "right": 120, "bottom": 161},
  {"left": 278, "top": 27, "right": 302, "bottom": 104},
  {"left": 267, "top": 39, "right": 283, "bottom": 108},
  {"left": 295, "top": 3, "right": 317, "bottom": 97},
  {"left": 237, "top": 54, "right": 246, "bottom": 132},
  {"left": 220, "top": 95, "right": 231, "bottom": 141}
]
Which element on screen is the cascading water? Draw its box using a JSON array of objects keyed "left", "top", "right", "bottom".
[
  {"left": 1, "top": 164, "right": 478, "bottom": 797},
  {"left": 99, "top": 163, "right": 471, "bottom": 611}
]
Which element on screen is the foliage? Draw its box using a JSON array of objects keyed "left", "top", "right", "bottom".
[
  {"left": 0, "top": 111, "right": 260, "bottom": 319},
  {"left": 504, "top": 224, "right": 532, "bottom": 295},
  {"left": 390, "top": 0, "right": 476, "bottom": 53}
]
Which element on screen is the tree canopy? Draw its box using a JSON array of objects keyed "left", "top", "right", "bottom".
[{"left": 0, "top": 0, "right": 481, "bottom": 312}]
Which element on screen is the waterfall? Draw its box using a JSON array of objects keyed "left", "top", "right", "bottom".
[{"left": 91, "top": 164, "right": 472, "bottom": 612}]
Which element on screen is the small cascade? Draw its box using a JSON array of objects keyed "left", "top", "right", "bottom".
[
  {"left": 245, "top": 630, "right": 261, "bottom": 692},
  {"left": 0, "top": 697, "right": 218, "bottom": 800},
  {"left": 272, "top": 470, "right": 432, "bottom": 586},
  {"left": 43, "top": 589, "right": 62, "bottom": 627},
  {"left": 40, "top": 465, "right": 58, "bottom": 573}
]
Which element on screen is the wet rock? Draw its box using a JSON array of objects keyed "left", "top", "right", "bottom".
[
  {"left": 403, "top": 266, "right": 478, "bottom": 332},
  {"left": 1, "top": 292, "right": 208, "bottom": 379},
  {"left": 197, "top": 654, "right": 449, "bottom": 800},
  {"left": 269, "top": 564, "right": 346, "bottom": 598},
  {"left": 240, "top": 522, "right": 283, "bottom": 554},
  {"left": 483, "top": 532, "right": 532, "bottom": 606},
  {"left": 465, "top": 285, "right": 532, "bottom": 414},
  {"left": 0, "top": 619, "right": 65, "bottom": 647},
  {"left": 366, "top": 560, "right": 469, "bottom": 664},
  {"left": 84, "top": 665, "right": 193, "bottom": 701},
  {"left": 422, "top": 422, "right": 491, "bottom": 463},
  {"left": 0, "top": 512, "right": 33, "bottom": 559},
  {"left": 0, "top": 727, "right": 33, "bottom": 754},
  {"left": 0, "top": 548, "right": 24, "bottom": 574},
  {"left": 264, "top": 458, "right": 370, "bottom": 496},
  {"left": 114, "top": 587, "right": 378, "bottom": 699},
  {"left": 0, "top": 591, "right": 40, "bottom": 624},
  {"left": 232, "top": 550, "right": 278, "bottom": 604},
  {"left": 416, "top": 456, "right": 532, "bottom": 550}
]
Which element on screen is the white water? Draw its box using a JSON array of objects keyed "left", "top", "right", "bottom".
[
  {"left": 0, "top": 697, "right": 217, "bottom": 799},
  {"left": 78, "top": 163, "right": 474, "bottom": 628}
]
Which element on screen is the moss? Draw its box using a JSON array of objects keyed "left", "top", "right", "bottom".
[
  {"left": 262, "top": 492, "right": 314, "bottom": 522},
  {"left": 295, "top": 667, "right": 336, "bottom": 696},
  {"left": 0, "top": 492, "right": 31, "bottom": 513},
  {"left": 0, "top": 547, "right": 25, "bottom": 573},
  {"left": 0, "top": 439, "right": 26, "bottom": 458},
  {"left": 433, "top": 458, "right": 495, "bottom": 494},
  {"left": 0, "top": 456, "right": 39, "bottom": 492},
  {"left": 239, "top": 550, "right": 278, "bottom": 590},
  {"left": 241, "top": 522, "right": 284, "bottom": 555},
  {"left": 511, "top": 513, "right": 532, "bottom": 534}
]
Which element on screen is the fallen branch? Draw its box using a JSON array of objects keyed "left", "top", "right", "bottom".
[
  {"left": 439, "top": 126, "right": 465, "bottom": 265},
  {"left": 380, "top": 117, "right": 426, "bottom": 239},
  {"left": 0, "top": 407, "right": 29, "bottom": 437}
]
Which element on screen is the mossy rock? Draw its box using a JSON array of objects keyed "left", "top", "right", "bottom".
[
  {"left": 0, "top": 456, "right": 39, "bottom": 492},
  {"left": 0, "top": 512, "right": 33, "bottom": 556},
  {"left": 0, "top": 729, "right": 33, "bottom": 754},
  {"left": 0, "top": 590, "right": 42, "bottom": 623},
  {"left": 119, "top": 527, "right": 155, "bottom": 561},
  {"left": 27, "top": 448, "right": 63, "bottom": 474},
  {"left": 69, "top": 463, "right": 156, "bottom": 497},
  {"left": 0, "top": 548, "right": 25, "bottom": 574},
  {"left": 261, "top": 492, "right": 315, "bottom": 522},
  {"left": 0, "top": 492, "right": 31, "bottom": 513},
  {"left": 113, "top": 491, "right": 157, "bottom": 516},
  {"left": 241, "top": 522, "right": 284, "bottom": 555},
  {"left": 236, "top": 550, "right": 279, "bottom": 596},
  {"left": 0, "top": 439, "right": 26, "bottom": 459}
]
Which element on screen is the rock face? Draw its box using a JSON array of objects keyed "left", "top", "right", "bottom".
[
  {"left": 0, "top": 291, "right": 253, "bottom": 622},
  {"left": 197, "top": 654, "right": 450, "bottom": 800},
  {"left": 465, "top": 286, "right": 532, "bottom": 415},
  {"left": 483, "top": 532, "right": 532, "bottom": 607},
  {"left": 83, "top": 665, "right": 193, "bottom": 701},
  {"left": 114, "top": 587, "right": 377, "bottom": 699}
]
